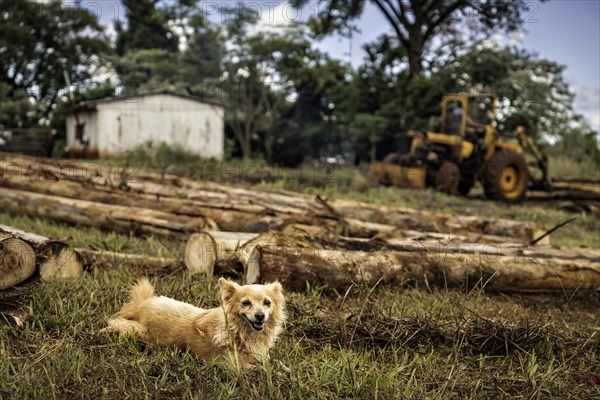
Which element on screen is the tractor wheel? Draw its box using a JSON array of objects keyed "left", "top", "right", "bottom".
[
  {"left": 482, "top": 150, "right": 529, "bottom": 202},
  {"left": 435, "top": 161, "right": 460, "bottom": 196}
]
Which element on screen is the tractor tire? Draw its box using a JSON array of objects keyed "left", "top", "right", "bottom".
[
  {"left": 482, "top": 150, "right": 529, "bottom": 203},
  {"left": 435, "top": 161, "right": 460, "bottom": 196}
]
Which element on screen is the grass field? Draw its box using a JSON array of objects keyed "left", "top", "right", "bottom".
[{"left": 1, "top": 154, "right": 599, "bottom": 399}]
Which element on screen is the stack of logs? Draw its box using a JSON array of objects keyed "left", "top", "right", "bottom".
[{"left": 1, "top": 152, "right": 599, "bottom": 295}]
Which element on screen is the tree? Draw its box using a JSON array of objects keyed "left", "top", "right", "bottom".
[
  {"left": 115, "top": 2, "right": 224, "bottom": 97},
  {"left": 436, "top": 46, "right": 576, "bottom": 142},
  {"left": 0, "top": 0, "right": 110, "bottom": 126},
  {"left": 221, "top": 61, "right": 268, "bottom": 160},
  {"left": 293, "top": 0, "right": 545, "bottom": 79},
  {"left": 115, "top": 0, "right": 178, "bottom": 56}
]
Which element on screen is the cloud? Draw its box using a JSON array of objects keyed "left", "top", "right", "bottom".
[
  {"left": 248, "top": 2, "right": 307, "bottom": 35},
  {"left": 573, "top": 86, "right": 600, "bottom": 132}
]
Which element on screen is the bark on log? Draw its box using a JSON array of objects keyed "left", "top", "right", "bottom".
[
  {"left": 1, "top": 156, "right": 548, "bottom": 241},
  {"left": 239, "top": 232, "right": 600, "bottom": 292},
  {"left": 0, "top": 187, "right": 218, "bottom": 238},
  {"left": 282, "top": 223, "right": 538, "bottom": 245},
  {"left": 0, "top": 303, "right": 30, "bottom": 327},
  {"left": 0, "top": 171, "right": 315, "bottom": 233},
  {"left": 0, "top": 225, "right": 84, "bottom": 281},
  {"left": 324, "top": 198, "right": 549, "bottom": 243},
  {"left": 552, "top": 176, "right": 600, "bottom": 185},
  {"left": 132, "top": 176, "right": 549, "bottom": 242},
  {"left": 0, "top": 236, "right": 36, "bottom": 289},
  {"left": 184, "top": 231, "right": 257, "bottom": 275},
  {"left": 78, "top": 248, "right": 179, "bottom": 269}
]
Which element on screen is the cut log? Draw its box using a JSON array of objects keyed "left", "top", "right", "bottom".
[
  {"left": 239, "top": 232, "right": 600, "bottom": 292},
  {"left": 323, "top": 198, "right": 549, "bottom": 243},
  {"left": 0, "top": 303, "right": 30, "bottom": 327},
  {"left": 0, "top": 172, "right": 287, "bottom": 233},
  {"left": 1, "top": 225, "right": 84, "bottom": 281},
  {"left": 77, "top": 248, "right": 179, "bottom": 269},
  {"left": 0, "top": 236, "right": 36, "bottom": 289},
  {"left": 1, "top": 156, "right": 548, "bottom": 241},
  {"left": 282, "top": 223, "right": 522, "bottom": 244},
  {"left": 184, "top": 231, "right": 257, "bottom": 275},
  {"left": 37, "top": 241, "right": 84, "bottom": 281},
  {"left": 552, "top": 176, "right": 600, "bottom": 185},
  {"left": 0, "top": 188, "right": 218, "bottom": 238},
  {"left": 0, "top": 224, "right": 182, "bottom": 274}
]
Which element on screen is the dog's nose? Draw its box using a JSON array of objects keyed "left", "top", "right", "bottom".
[{"left": 255, "top": 312, "right": 265, "bottom": 322}]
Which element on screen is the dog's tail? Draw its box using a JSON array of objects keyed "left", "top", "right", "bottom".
[{"left": 115, "top": 278, "right": 154, "bottom": 319}]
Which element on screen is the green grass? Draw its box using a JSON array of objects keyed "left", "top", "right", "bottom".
[
  {"left": 2, "top": 152, "right": 599, "bottom": 398},
  {"left": 548, "top": 153, "right": 600, "bottom": 179},
  {"left": 2, "top": 265, "right": 598, "bottom": 399},
  {"left": 0, "top": 213, "right": 183, "bottom": 260},
  {"left": 1, "top": 211, "right": 599, "bottom": 399}
]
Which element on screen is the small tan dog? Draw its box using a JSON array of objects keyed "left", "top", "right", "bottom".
[{"left": 101, "top": 277, "right": 286, "bottom": 369}]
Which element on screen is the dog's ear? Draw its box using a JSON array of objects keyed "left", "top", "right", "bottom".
[
  {"left": 218, "top": 278, "right": 240, "bottom": 302},
  {"left": 267, "top": 281, "right": 283, "bottom": 294}
]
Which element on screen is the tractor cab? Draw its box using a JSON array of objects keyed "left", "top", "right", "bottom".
[
  {"left": 426, "top": 93, "right": 498, "bottom": 164},
  {"left": 441, "top": 93, "right": 496, "bottom": 138}
]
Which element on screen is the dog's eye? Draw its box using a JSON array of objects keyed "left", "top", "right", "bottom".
[
  {"left": 263, "top": 299, "right": 271, "bottom": 307},
  {"left": 241, "top": 300, "right": 251, "bottom": 307}
]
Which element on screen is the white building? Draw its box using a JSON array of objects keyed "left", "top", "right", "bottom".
[{"left": 65, "top": 90, "right": 224, "bottom": 159}]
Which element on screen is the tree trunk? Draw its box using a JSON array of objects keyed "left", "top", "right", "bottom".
[
  {"left": 0, "top": 303, "right": 30, "bottom": 328},
  {"left": 239, "top": 232, "right": 600, "bottom": 292},
  {"left": 0, "top": 225, "right": 84, "bottom": 281},
  {"left": 184, "top": 231, "right": 257, "bottom": 276},
  {"left": 0, "top": 154, "right": 548, "bottom": 242},
  {"left": 78, "top": 248, "right": 179, "bottom": 270},
  {"left": 325, "top": 198, "right": 549, "bottom": 244},
  {"left": 0, "top": 236, "right": 36, "bottom": 289},
  {"left": 0, "top": 187, "right": 218, "bottom": 238},
  {"left": 0, "top": 173, "right": 286, "bottom": 233}
]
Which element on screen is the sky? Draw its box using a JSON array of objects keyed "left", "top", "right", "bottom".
[
  {"left": 313, "top": 0, "right": 600, "bottom": 133},
  {"left": 74, "top": 0, "right": 600, "bottom": 132}
]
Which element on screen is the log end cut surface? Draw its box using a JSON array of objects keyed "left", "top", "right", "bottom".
[{"left": 0, "top": 238, "right": 36, "bottom": 289}]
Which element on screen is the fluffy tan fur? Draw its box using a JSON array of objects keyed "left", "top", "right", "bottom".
[{"left": 101, "top": 278, "right": 286, "bottom": 369}]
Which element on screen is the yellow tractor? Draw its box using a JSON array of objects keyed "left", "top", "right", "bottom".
[{"left": 369, "top": 93, "right": 551, "bottom": 202}]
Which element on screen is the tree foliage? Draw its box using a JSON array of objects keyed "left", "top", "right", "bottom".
[
  {"left": 293, "top": 0, "right": 546, "bottom": 79},
  {"left": 115, "top": 0, "right": 178, "bottom": 56},
  {"left": 2, "top": 0, "right": 595, "bottom": 168},
  {"left": 437, "top": 45, "right": 575, "bottom": 141},
  {"left": 114, "top": 1, "right": 223, "bottom": 96},
  {"left": 0, "top": 0, "right": 110, "bottom": 126}
]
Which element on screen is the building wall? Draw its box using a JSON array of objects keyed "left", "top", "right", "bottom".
[
  {"left": 67, "top": 94, "right": 224, "bottom": 159},
  {"left": 66, "top": 110, "right": 99, "bottom": 157}
]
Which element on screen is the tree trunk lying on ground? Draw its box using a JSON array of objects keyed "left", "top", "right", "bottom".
[
  {"left": 0, "top": 225, "right": 84, "bottom": 282},
  {"left": 2, "top": 169, "right": 541, "bottom": 241},
  {"left": 0, "top": 187, "right": 218, "bottom": 238},
  {"left": 0, "top": 172, "right": 288, "bottom": 233},
  {"left": 0, "top": 225, "right": 182, "bottom": 283},
  {"left": 0, "top": 303, "right": 30, "bottom": 327},
  {"left": 322, "top": 198, "right": 549, "bottom": 243},
  {"left": 183, "top": 229, "right": 559, "bottom": 279},
  {"left": 184, "top": 231, "right": 258, "bottom": 275},
  {"left": 1, "top": 155, "right": 548, "bottom": 242},
  {"left": 238, "top": 231, "right": 600, "bottom": 292},
  {"left": 77, "top": 248, "right": 179, "bottom": 270},
  {"left": 552, "top": 176, "right": 600, "bottom": 185},
  {"left": 0, "top": 235, "right": 36, "bottom": 290}
]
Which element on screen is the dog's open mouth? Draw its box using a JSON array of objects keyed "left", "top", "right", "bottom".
[{"left": 245, "top": 316, "right": 264, "bottom": 332}]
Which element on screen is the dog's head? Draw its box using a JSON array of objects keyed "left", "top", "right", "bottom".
[{"left": 218, "top": 278, "right": 285, "bottom": 333}]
